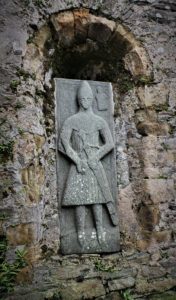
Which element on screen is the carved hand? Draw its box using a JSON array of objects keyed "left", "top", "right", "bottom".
[
  {"left": 76, "top": 159, "right": 87, "bottom": 174},
  {"left": 87, "top": 156, "right": 99, "bottom": 170}
]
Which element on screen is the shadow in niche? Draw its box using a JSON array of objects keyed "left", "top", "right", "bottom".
[
  {"left": 51, "top": 41, "right": 131, "bottom": 82},
  {"left": 45, "top": 17, "right": 133, "bottom": 83},
  {"left": 42, "top": 12, "right": 135, "bottom": 136}
]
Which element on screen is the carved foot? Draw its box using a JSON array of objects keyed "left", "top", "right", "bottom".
[
  {"left": 78, "top": 231, "right": 86, "bottom": 247},
  {"left": 97, "top": 227, "right": 106, "bottom": 244}
]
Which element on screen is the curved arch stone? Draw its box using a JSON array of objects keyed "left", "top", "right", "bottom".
[
  {"left": 50, "top": 8, "right": 152, "bottom": 79},
  {"left": 24, "top": 8, "right": 152, "bottom": 83}
]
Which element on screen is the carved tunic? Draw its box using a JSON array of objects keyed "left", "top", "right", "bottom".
[{"left": 60, "top": 112, "right": 114, "bottom": 206}]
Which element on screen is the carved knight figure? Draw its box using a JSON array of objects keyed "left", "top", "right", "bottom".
[{"left": 59, "top": 81, "right": 117, "bottom": 247}]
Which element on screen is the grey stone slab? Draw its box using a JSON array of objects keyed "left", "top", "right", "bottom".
[{"left": 55, "top": 79, "right": 120, "bottom": 254}]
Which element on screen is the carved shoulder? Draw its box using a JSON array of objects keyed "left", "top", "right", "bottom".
[
  {"left": 95, "top": 115, "right": 109, "bottom": 131},
  {"left": 61, "top": 114, "right": 79, "bottom": 131}
]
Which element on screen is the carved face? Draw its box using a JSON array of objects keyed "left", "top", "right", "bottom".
[
  {"left": 78, "top": 96, "right": 93, "bottom": 109},
  {"left": 77, "top": 81, "right": 93, "bottom": 110}
]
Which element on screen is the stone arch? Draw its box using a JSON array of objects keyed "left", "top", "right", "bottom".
[
  {"left": 24, "top": 8, "right": 152, "bottom": 84},
  {"left": 49, "top": 9, "right": 152, "bottom": 79}
]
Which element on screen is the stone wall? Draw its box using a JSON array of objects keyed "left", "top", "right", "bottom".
[{"left": 0, "top": 0, "right": 176, "bottom": 299}]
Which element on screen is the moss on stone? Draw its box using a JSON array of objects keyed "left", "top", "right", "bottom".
[
  {"left": 10, "top": 80, "right": 21, "bottom": 93},
  {"left": 0, "top": 140, "right": 14, "bottom": 163},
  {"left": 136, "top": 74, "right": 154, "bottom": 86},
  {"left": 0, "top": 246, "right": 28, "bottom": 295},
  {"left": 16, "top": 68, "right": 36, "bottom": 81},
  {"left": 14, "top": 101, "right": 25, "bottom": 110}
]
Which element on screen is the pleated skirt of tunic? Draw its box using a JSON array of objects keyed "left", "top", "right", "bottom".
[{"left": 62, "top": 163, "right": 106, "bottom": 206}]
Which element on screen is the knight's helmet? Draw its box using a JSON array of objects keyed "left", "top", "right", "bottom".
[{"left": 77, "top": 81, "right": 93, "bottom": 101}]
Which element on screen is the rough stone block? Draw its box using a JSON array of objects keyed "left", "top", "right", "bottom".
[
  {"left": 153, "top": 230, "right": 172, "bottom": 244},
  {"left": 137, "top": 121, "right": 170, "bottom": 136},
  {"left": 48, "top": 264, "right": 97, "bottom": 281},
  {"left": 6, "top": 223, "right": 40, "bottom": 246},
  {"left": 149, "top": 291, "right": 176, "bottom": 300},
  {"left": 15, "top": 133, "right": 45, "bottom": 166},
  {"left": 138, "top": 204, "right": 160, "bottom": 231},
  {"left": 137, "top": 83, "right": 169, "bottom": 108},
  {"left": 33, "top": 25, "right": 51, "bottom": 53},
  {"left": 145, "top": 179, "right": 174, "bottom": 204},
  {"left": 118, "top": 184, "right": 140, "bottom": 242},
  {"left": 108, "top": 276, "right": 135, "bottom": 291},
  {"left": 23, "top": 44, "right": 44, "bottom": 79},
  {"left": 102, "top": 291, "right": 121, "bottom": 300},
  {"left": 169, "top": 79, "right": 176, "bottom": 109},
  {"left": 60, "top": 279, "right": 105, "bottom": 300},
  {"left": 73, "top": 8, "right": 90, "bottom": 42},
  {"left": 124, "top": 46, "right": 152, "bottom": 77},
  {"left": 88, "top": 15, "right": 116, "bottom": 43},
  {"left": 140, "top": 265, "right": 166, "bottom": 279},
  {"left": 102, "top": 267, "right": 137, "bottom": 280},
  {"left": 51, "top": 12, "right": 75, "bottom": 46},
  {"left": 21, "top": 163, "right": 44, "bottom": 203},
  {"left": 136, "top": 277, "right": 176, "bottom": 294}
]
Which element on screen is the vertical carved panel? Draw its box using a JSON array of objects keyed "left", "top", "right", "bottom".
[{"left": 55, "top": 79, "right": 120, "bottom": 254}]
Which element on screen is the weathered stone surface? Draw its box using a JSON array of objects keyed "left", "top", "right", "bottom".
[
  {"left": 6, "top": 223, "right": 41, "bottom": 246},
  {"left": 16, "top": 266, "right": 33, "bottom": 284},
  {"left": 33, "top": 25, "right": 51, "bottom": 54},
  {"left": 10, "top": 281, "right": 103, "bottom": 300},
  {"left": 34, "top": 264, "right": 97, "bottom": 281},
  {"left": 14, "top": 133, "right": 45, "bottom": 166},
  {"left": 101, "top": 267, "right": 137, "bottom": 280},
  {"left": 73, "top": 8, "right": 90, "bottom": 42},
  {"left": 108, "top": 276, "right": 135, "bottom": 291},
  {"left": 16, "top": 102, "right": 45, "bottom": 136},
  {"left": 118, "top": 184, "right": 140, "bottom": 243},
  {"left": 167, "top": 247, "right": 176, "bottom": 258},
  {"left": 153, "top": 230, "right": 172, "bottom": 245},
  {"left": 160, "top": 257, "right": 176, "bottom": 272},
  {"left": 137, "top": 83, "right": 169, "bottom": 108},
  {"left": 25, "top": 244, "right": 42, "bottom": 264},
  {"left": 145, "top": 179, "right": 174, "bottom": 204},
  {"left": 21, "top": 163, "right": 45, "bottom": 203},
  {"left": 125, "top": 46, "right": 153, "bottom": 77},
  {"left": 169, "top": 79, "right": 176, "bottom": 109},
  {"left": 88, "top": 15, "right": 116, "bottom": 43},
  {"left": 56, "top": 79, "right": 119, "bottom": 254},
  {"left": 136, "top": 277, "right": 176, "bottom": 294},
  {"left": 23, "top": 44, "right": 44, "bottom": 80},
  {"left": 149, "top": 291, "right": 176, "bottom": 300},
  {"left": 140, "top": 135, "right": 176, "bottom": 179},
  {"left": 138, "top": 203, "right": 160, "bottom": 231},
  {"left": 60, "top": 279, "right": 105, "bottom": 299},
  {"left": 140, "top": 265, "right": 166, "bottom": 279},
  {"left": 96, "top": 291, "right": 121, "bottom": 300},
  {"left": 4, "top": 292, "right": 45, "bottom": 300},
  {"left": 51, "top": 11, "right": 75, "bottom": 47},
  {"left": 137, "top": 121, "right": 170, "bottom": 136},
  {"left": 0, "top": 2, "right": 176, "bottom": 299}
]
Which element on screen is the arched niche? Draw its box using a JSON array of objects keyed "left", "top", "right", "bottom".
[
  {"left": 24, "top": 8, "right": 152, "bottom": 83},
  {"left": 20, "top": 8, "right": 155, "bottom": 256}
]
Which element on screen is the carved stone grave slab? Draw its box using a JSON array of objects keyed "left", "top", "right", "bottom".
[{"left": 55, "top": 78, "right": 120, "bottom": 254}]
